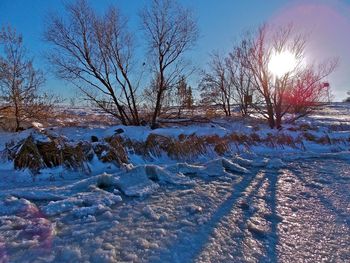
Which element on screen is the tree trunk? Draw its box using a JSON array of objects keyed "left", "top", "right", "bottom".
[
  {"left": 266, "top": 102, "right": 275, "bottom": 129},
  {"left": 227, "top": 98, "right": 231, "bottom": 116},
  {"left": 15, "top": 119, "right": 21, "bottom": 132},
  {"left": 151, "top": 91, "right": 162, "bottom": 129},
  {"left": 275, "top": 115, "right": 282, "bottom": 129},
  {"left": 14, "top": 97, "right": 21, "bottom": 132}
]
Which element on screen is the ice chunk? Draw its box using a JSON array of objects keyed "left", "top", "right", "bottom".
[
  {"left": 145, "top": 165, "right": 194, "bottom": 185},
  {"left": 198, "top": 158, "right": 247, "bottom": 177},
  {"left": 222, "top": 158, "right": 249, "bottom": 174},
  {"left": 43, "top": 198, "right": 83, "bottom": 216},
  {"left": 72, "top": 205, "right": 106, "bottom": 218},
  {"left": 233, "top": 156, "right": 254, "bottom": 167},
  {"left": 43, "top": 190, "right": 121, "bottom": 216},
  {"left": 114, "top": 166, "right": 159, "bottom": 197},
  {"left": 166, "top": 163, "right": 204, "bottom": 175},
  {"left": 96, "top": 172, "right": 118, "bottom": 189},
  {"left": 198, "top": 159, "right": 229, "bottom": 177}
]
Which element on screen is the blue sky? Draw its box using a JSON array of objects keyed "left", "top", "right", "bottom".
[{"left": 1, "top": 0, "right": 349, "bottom": 101}]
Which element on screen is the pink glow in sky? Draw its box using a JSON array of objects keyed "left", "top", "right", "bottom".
[{"left": 271, "top": 0, "right": 350, "bottom": 100}]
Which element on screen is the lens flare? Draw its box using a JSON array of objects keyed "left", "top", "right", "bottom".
[{"left": 268, "top": 50, "right": 297, "bottom": 78}]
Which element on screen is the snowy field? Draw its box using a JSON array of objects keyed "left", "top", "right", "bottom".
[{"left": 0, "top": 103, "right": 349, "bottom": 262}]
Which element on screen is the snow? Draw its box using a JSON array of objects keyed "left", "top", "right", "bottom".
[{"left": 0, "top": 103, "right": 349, "bottom": 262}]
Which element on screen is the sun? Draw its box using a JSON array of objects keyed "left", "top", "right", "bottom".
[{"left": 268, "top": 50, "right": 298, "bottom": 78}]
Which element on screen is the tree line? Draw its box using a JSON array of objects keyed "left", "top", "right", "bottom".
[{"left": 0, "top": 0, "right": 337, "bottom": 131}]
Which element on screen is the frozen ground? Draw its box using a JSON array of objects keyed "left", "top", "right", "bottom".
[
  {"left": 0, "top": 153, "right": 349, "bottom": 262},
  {"left": 0, "top": 103, "right": 349, "bottom": 262}
]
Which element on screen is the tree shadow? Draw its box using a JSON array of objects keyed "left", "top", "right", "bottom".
[
  {"left": 289, "top": 167, "right": 350, "bottom": 226},
  {"left": 263, "top": 170, "right": 280, "bottom": 263},
  {"left": 154, "top": 167, "right": 282, "bottom": 263}
]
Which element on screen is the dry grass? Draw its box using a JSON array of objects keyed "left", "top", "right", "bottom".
[
  {"left": 10, "top": 135, "right": 94, "bottom": 174},
  {"left": 250, "top": 133, "right": 261, "bottom": 143},
  {"left": 7, "top": 116, "right": 348, "bottom": 174},
  {"left": 37, "top": 140, "right": 62, "bottom": 168},
  {"left": 316, "top": 135, "right": 331, "bottom": 144},
  {"left": 214, "top": 142, "right": 229, "bottom": 155},
  {"left": 14, "top": 136, "right": 45, "bottom": 173},
  {"left": 303, "top": 132, "right": 317, "bottom": 141},
  {"left": 101, "top": 135, "right": 129, "bottom": 165},
  {"left": 142, "top": 134, "right": 207, "bottom": 160},
  {"left": 167, "top": 135, "right": 207, "bottom": 160},
  {"left": 288, "top": 123, "right": 319, "bottom": 132}
]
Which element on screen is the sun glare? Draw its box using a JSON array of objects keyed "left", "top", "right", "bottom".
[{"left": 268, "top": 50, "right": 298, "bottom": 78}]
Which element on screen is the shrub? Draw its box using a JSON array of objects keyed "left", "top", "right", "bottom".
[
  {"left": 250, "top": 133, "right": 261, "bottom": 143},
  {"left": 214, "top": 142, "right": 229, "bottom": 155},
  {"left": 14, "top": 136, "right": 45, "bottom": 173},
  {"left": 303, "top": 132, "right": 316, "bottom": 141},
  {"left": 317, "top": 135, "right": 331, "bottom": 144}
]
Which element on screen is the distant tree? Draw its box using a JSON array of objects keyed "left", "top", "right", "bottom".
[
  {"left": 344, "top": 91, "right": 350, "bottom": 103},
  {"left": 45, "top": 0, "right": 140, "bottom": 125},
  {"left": 175, "top": 76, "right": 193, "bottom": 117},
  {"left": 0, "top": 26, "right": 53, "bottom": 131},
  {"left": 199, "top": 53, "right": 233, "bottom": 116},
  {"left": 186, "top": 86, "right": 194, "bottom": 109},
  {"left": 140, "top": 0, "right": 198, "bottom": 128}
]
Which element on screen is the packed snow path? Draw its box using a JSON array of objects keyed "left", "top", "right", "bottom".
[{"left": 0, "top": 155, "right": 349, "bottom": 262}]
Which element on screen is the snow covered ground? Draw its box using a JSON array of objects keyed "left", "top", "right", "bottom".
[{"left": 0, "top": 103, "right": 349, "bottom": 262}]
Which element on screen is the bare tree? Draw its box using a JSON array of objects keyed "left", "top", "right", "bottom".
[
  {"left": 284, "top": 61, "right": 337, "bottom": 121},
  {"left": 0, "top": 26, "right": 53, "bottom": 131},
  {"left": 140, "top": 0, "right": 198, "bottom": 128},
  {"left": 226, "top": 39, "right": 255, "bottom": 116},
  {"left": 45, "top": 0, "right": 140, "bottom": 125},
  {"left": 199, "top": 53, "right": 233, "bottom": 116},
  {"left": 142, "top": 74, "right": 168, "bottom": 120},
  {"left": 240, "top": 24, "right": 337, "bottom": 128}
]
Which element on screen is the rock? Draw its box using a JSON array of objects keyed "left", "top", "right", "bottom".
[
  {"left": 91, "top": 135, "right": 99, "bottom": 142},
  {"left": 239, "top": 201, "right": 250, "bottom": 210},
  {"left": 151, "top": 122, "right": 161, "bottom": 129},
  {"left": 115, "top": 128, "right": 124, "bottom": 134}
]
